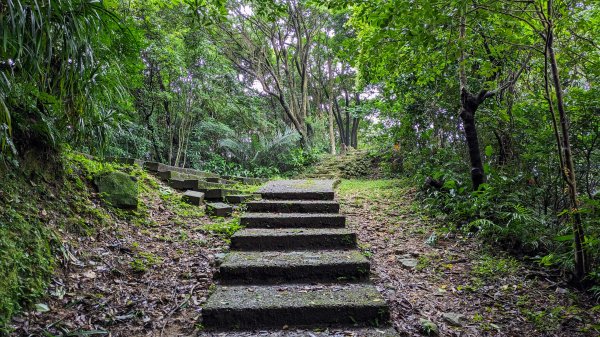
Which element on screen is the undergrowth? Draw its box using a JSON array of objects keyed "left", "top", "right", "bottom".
[
  {"left": 415, "top": 164, "right": 600, "bottom": 288},
  {"left": 0, "top": 150, "right": 152, "bottom": 332},
  {"left": 1, "top": 148, "right": 246, "bottom": 332}
]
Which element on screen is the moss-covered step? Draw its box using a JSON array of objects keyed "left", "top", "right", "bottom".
[
  {"left": 240, "top": 213, "right": 345, "bottom": 228},
  {"left": 258, "top": 179, "right": 338, "bottom": 200},
  {"left": 246, "top": 200, "right": 340, "bottom": 213},
  {"left": 182, "top": 190, "right": 204, "bottom": 206},
  {"left": 196, "top": 181, "right": 226, "bottom": 190},
  {"left": 157, "top": 170, "right": 225, "bottom": 182},
  {"left": 168, "top": 179, "right": 224, "bottom": 190},
  {"left": 198, "top": 188, "right": 242, "bottom": 201},
  {"left": 231, "top": 228, "right": 356, "bottom": 251},
  {"left": 144, "top": 161, "right": 167, "bottom": 172},
  {"left": 206, "top": 202, "right": 233, "bottom": 217},
  {"left": 143, "top": 161, "right": 219, "bottom": 178},
  {"left": 202, "top": 283, "right": 389, "bottom": 329},
  {"left": 218, "top": 250, "right": 369, "bottom": 284},
  {"left": 206, "top": 176, "right": 237, "bottom": 184},
  {"left": 160, "top": 165, "right": 213, "bottom": 177},
  {"left": 224, "top": 194, "right": 257, "bottom": 204},
  {"left": 223, "top": 176, "right": 269, "bottom": 185},
  {"left": 169, "top": 178, "right": 199, "bottom": 190},
  {"left": 170, "top": 166, "right": 218, "bottom": 178}
]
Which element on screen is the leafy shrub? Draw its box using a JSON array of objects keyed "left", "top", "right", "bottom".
[
  {"left": 418, "top": 161, "right": 600, "bottom": 285},
  {"left": 418, "top": 165, "right": 553, "bottom": 252}
]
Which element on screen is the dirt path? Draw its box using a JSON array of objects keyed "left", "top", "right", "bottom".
[{"left": 337, "top": 179, "right": 599, "bottom": 337}]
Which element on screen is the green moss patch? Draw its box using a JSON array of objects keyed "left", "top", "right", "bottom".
[
  {"left": 94, "top": 171, "right": 139, "bottom": 209},
  {"left": 0, "top": 208, "right": 55, "bottom": 331}
]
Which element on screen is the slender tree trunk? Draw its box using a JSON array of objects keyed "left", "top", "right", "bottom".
[
  {"left": 174, "top": 117, "right": 187, "bottom": 167},
  {"left": 544, "top": 4, "right": 587, "bottom": 281},
  {"left": 139, "top": 63, "right": 163, "bottom": 162},
  {"left": 351, "top": 93, "right": 361, "bottom": 148},
  {"left": 459, "top": 91, "right": 486, "bottom": 190},
  {"left": 345, "top": 108, "right": 350, "bottom": 147},
  {"left": 328, "top": 104, "right": 336, "bottom": 154},
  {"left": 142, "top": 101, "right": 163, "bottom": 163},
  {"left": 182, "top": 122, "right": 193, "bottom": 168},
  {"left": 351, "top": 118, "right": 359, "bottom": 148},
  {"left": 326, "top": 59, "right": 336, "bottom": 155},
  {"left": 333, "top": 99, "right": 346, "bottom": 147},
  {"left": 493, "top": 130, "right": 508, "bottom": 165}
]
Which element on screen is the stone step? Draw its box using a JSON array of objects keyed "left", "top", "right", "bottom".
[
  {"left": 156, "top": 170, "right": 178, "bottom": 181},
  {"left": 204, "top": 177, "right": 239, "bottom": 185},
  {"left": 169, "top": 179, "right": 200, "bottom": 190},
  {"left": 202, "top": 283, "right": 389, "bottom": 329},
  {"left": 231, "top": 228, "right": 356, "bottom": 251},
  {"left": 258, "top": 180, "right": 338, "bottom": 200},
  {"left": 182, "top": 190, "right": 204, "bottom": 206},
  {"left": 144, "top": 161, "right": 167, "bottom": 172},
  {"left": 224, "top": 194, "right": 257, "bottom": 204},
  {"left": 218, "top": 250, "right": 369, "bottom": 284},
  {"left": 199, "top": 327, "right": 398, "bottom": 336},
  {"left": 157, "top": 170, "right": 228, "bottom": 183},
  {"left": 240, "top": 213, "right": 345, "bottom": 228},
  {"left": 168, "top": 178, "right": 225, "bottom": 190},
  {"left": 206, "top": 202, "right": 233, "bottom": 217},
  {"left": 261, "top": 191, "right": 335, "bottom": 200},
  {"left": 199, "top": 188, "right": 242, "bottom": 201},
  {"left": 223, "top": 176, "right": 269, "bottom": 185},
  {"left": 197, "top": 182, "right": 228, "bottom": 190},
  {"left": 246, "top": 200, "right": 340, "bottom": 213},
  {"left": 143, "top": 161, "right": 219, "bottom": 177}
]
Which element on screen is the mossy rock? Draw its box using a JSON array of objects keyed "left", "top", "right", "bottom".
[{"left": 94, "top": 171, "right": 138, "bottom": 209}]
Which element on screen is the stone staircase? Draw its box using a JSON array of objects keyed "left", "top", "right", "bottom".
[
  {"left": 202, "top": 180, "right": 396, "bottom": 335},
  {"left": 110, "top": 157, "right": 266, "bottom": 211}
]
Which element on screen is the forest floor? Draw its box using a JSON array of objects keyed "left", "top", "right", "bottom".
[
  {"left": 7, "top": 173, "right": 600, "bottom": 336},
  {"left": 337, "top": 179, "right": 600, "bottom": 337},
  {"left": 7, "top": 161, "right": 242, "bottom": 337}
]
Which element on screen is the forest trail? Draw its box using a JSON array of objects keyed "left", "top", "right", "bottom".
[
  {"left": 2, "top": 0, "right": 599, "bottom": 335},
  {"left": 200, "top": 178, "right": 599, "bottom": 336},
  {"left": 201, "top": 180, "right": 396, "bottom": 336},
  {"left": 5, "top": 159, "right": 598, "bottom": 336}
]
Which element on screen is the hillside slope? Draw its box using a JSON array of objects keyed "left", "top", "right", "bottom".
[
  {"left": 302, "top": 149, "right": 381, "bottom": 179},
  {"left": 0, "top": 151, "right": 242, "bottom": 336}
]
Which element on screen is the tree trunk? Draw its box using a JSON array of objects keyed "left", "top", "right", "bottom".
[
  {"left": 493, "top": 129, "right": 508, "bottom": 165},
  {"left": 459, "top": 89, "right": 486, "bottom": 190},
  {"left": 141, "top": 100, "right": 163, "bottom": 163},
  {"left": 458, "top": 12, "right": 486, "bottom": 191},
  {"left": 326, "top": 59, "right": 336, "bottom": 155},
  {"left": 328, "top": 104, "right": 336, "bottom": 155},
  {"left": 333, "top": 98, "right": 347, "bottom": 147},
  {"left": 351, "top": 117, "right": 359, "bottom": 148},
  {"left": 351, "top": 93, "right": 361, "bottom": 148},
  {"left": 544, "top": 5, "right": 587, "bottom": 281},
  {"left": 345, "top": 108, "right": 351, "bottom": 147}
]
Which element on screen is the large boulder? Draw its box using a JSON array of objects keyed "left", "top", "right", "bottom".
[{"left": 94, "top": 171, "right": 138, "bottom": 209}]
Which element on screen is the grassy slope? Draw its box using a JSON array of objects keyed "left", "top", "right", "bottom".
[
  {"left": 0, "top": 151, "right": 241, "bottom": 335},
  {"left": 337, "top": 179, "right": 600, "bottom": 336}
]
